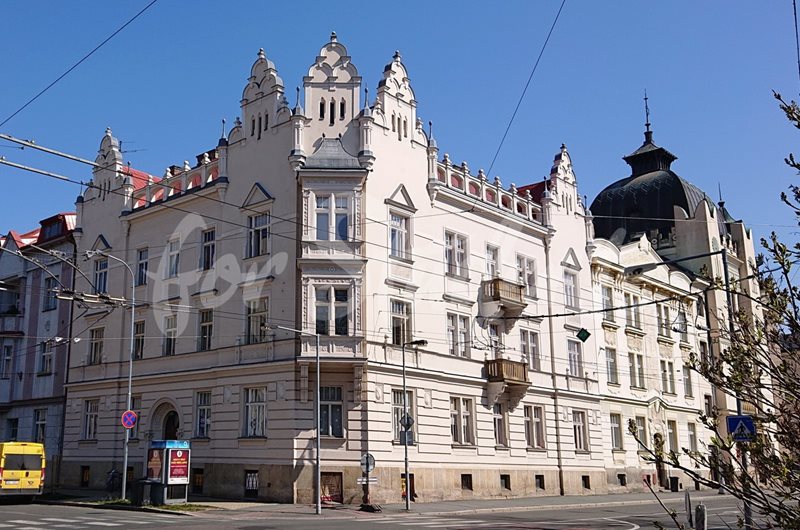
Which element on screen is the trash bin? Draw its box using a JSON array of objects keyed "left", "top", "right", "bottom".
[
  {"left": 132, "top": 479, "right": 152, "bottom": 506},
  {"left": 670, "top": 476, "right": 679, "bottom": 492},
  {"left": 150, "top": 482, "right": 165, "bottom": 506}
]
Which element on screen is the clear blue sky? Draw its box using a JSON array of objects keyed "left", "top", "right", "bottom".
[{"left": 1, "top": 1, "right": 797, "bottom": 247}]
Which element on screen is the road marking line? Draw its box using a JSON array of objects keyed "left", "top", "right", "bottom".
[
  {"left": 84, "top": 523, "right": 123, "bottom": 527},
  {"left": 41, "top": 519, "right": 80, "bottom": 523},
  {"left": 7, "top": 521, "right": 45, "bottom": 526}
]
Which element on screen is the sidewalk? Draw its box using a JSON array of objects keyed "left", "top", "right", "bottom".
[{"left": 40, "top": 488, "right": 726, "bottom": 519}]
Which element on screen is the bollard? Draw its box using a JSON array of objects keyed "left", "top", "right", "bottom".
[
  {"left": 685, "top": 490, "right": 693, "bottom": 528},
  {"left": 695, "top": 503, "right": 707, "bottom": 530}
]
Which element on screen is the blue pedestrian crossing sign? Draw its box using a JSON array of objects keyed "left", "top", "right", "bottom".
[{"left": 726, "top": 415, "right": 755, "bottom": 442}]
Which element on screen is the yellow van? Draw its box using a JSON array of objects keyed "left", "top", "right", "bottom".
[{"left": 0, "top": 442, "right": 46, "bottom": 501}]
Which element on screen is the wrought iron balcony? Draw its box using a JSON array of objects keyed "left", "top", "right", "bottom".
[{"left": 479, "top": 278, "right": 526, "bottom": 317}]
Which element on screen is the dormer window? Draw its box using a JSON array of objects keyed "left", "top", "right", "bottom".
[
  {"left": 339, "top": 99, "right": 346, "bottom": 120},
  {"left": 319, "top": 98, "right": 326, "bottom": 120}
]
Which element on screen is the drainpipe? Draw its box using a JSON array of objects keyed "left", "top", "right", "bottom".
[{"left": 544, "top": 232, "right": 565, "bottom": 496}]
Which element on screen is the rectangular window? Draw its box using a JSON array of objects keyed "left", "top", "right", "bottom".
[
  {"left": 334, "top": 288, "right": 349, "bottom": 336},
  {"left": 163, "top": 315, "right": 177, "bottom": 356},
  {"left": 485, "top": 245, "right": 499, "bottom": 277},
  {"left": 676, "top": 310, "right": 688, "bottom": 342},
  {"left": 625, "top": 293, "right": 641, "bottom": 328},
  {"left": 136, "top": 248, "right": 148, "bottom": 286},
  {"left": 198, "top": 309, "right": 213, "bottom": 351},
  {"left": 88, "top": 328, "right": 104, "bottom": 365},
  {"left": 315, "top": 196, "right": 330, "bottom": 240},
  {"left": 524, "top": 405, "right": 546, "bottom": 449},
  {"left": 564, "top": 271, "right": 578, "bottom": 309},
  {"left": 334, "top": 196, "right": 349, "bottom": 241},
  {"left": 635, "top": 416, "right": 647, "bottom": 449},
  {"left": 493, "top": 403, "right": 508, "bottom": 447},
  {"left": 94, "top": 258, "right": 108, "bottom": 294},
  {"left": 33, "top": 408, "right": 46, "bottom": 443},
  {"left": 84, "top": 399, "right": 99, "bottom": 440},
  {"left": 200, "top": 229, "right": 216, "bottom": 270},
  {"left": 450, "top": 397, "right": 474, "bottom": 445},
  {"left": 314, "top": 194, "right": 349, "bottom": 241},
  {"left": 247, "top": 213, "right": 271, "bottom": 258},
  {"left": 246, "top": 298, "right": 268, "bottom": 344},
  {"left": 196, "top": 391, "right": 211, "bottom": 438},
  {"left": 39, "top": 341, "right": 53, "bottom": 374},
  {"left": 244, "top": 387, "right": 267, "bottom": 437},
  {"left": 389, "top": 213, "right": 409, "bottom": 259},
  {"left": 390, "top": 300, "right": 411, "bottom": 345},
  {"left": 43, "top": 276, "right": 58, "bottom": 311},
  {"left": 657, "top": 304, "right": 671, "bottom": 338},
  {"left": 683, "top": 365, "right": 694, "bottom": 397},
  {"left": 699, "top": 341, "right": 709, "bottom": 366},
  {"left": 606, "top": 347, "right": 618, "bottom": 385},
  {"left": 446, "top": 313, "right": 469, "bottom": 357},
  {"left": 521, "top": 330, "right": 540, "bottom": 370},
  {"left": 667, "top": 420, "right": 678, "bottom": 452},
  {"left": 315, "top": 287, "right": 330, "bottom": 335},
  {"left": 688, "top": 422, "right": 698, "bottom": 452},
  {"left": 1, "top": 345, "right": 12, "bottom": 378},
  {"left": 133, "top": 321, "right": 145, "bottom": 360},
  {"left": 610, "top": 413, "right": 623, "bottom": 450},
  {"left": 489, "top": 323, "right": 502, "bottom": 357},
  {"left": 573, "top": 410, "right": 588, "bottom": 451},
  {"left": 392, "top": 389, "right": 414, "bottom": 442},
  {"left": 167, "top": 239, "right": 180, "bottom": 278},
  {"left": 567, "top": 340, "right": 583, "bottom": 377},
  {"left": 629, "top": 353, "right": 645, "bottom": 389},
  {"left": 661, "top": 360, "right": 675, "bottom": 394},
  {"left": 314, "top": 287, "right": 350, "bottom": 337},
  {"left": 320, "top": 387, "right": 343, "bottom": 437},
  {"left": 704, "top": 394, "right": 713, "bottom": 417},
  {"left": 602, "top": 285, "right": 615, "bottom": 322},
  {"left": 444, "top": 231, "right": 467, "bottom": 278},
  {"left": 6, "top": 418, "right": 18, "bottom": 441},
  {"left": 516, "top": 255, "right": 536, "bottom": 298}
]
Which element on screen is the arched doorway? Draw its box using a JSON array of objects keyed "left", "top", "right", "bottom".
[{"left": 163, "top": 411, "right": 179, "bottom": 440}]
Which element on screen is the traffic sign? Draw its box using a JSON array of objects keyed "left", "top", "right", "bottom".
[
  {"left": 726, "top": 415, "right": 756, "bottom": 442},
  {"left": 360, "top": 453, "right": 376, "bottom": 474},
  {"left": 399, "top": 413, "right": 414, "bottom": 431},
  {"left": 121, "top": 410, "right": 138, "bottom": 429},
  {"left": 356, "top": 477, "right": 378, "bottom": 484}
]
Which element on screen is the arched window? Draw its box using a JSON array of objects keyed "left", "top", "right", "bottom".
[
  {"left": 257, "top": 115, "right": 262, "bottom": 140},
  {"left": 340, "top": 99, "right": 346, "bottom": 120},
  {"left": 250, "top": 116, "right": 255, "bottom": 136},
  {"left": 329, "top": 99, "right": 335, "bottom": 126},
  {"left": 319, "top": 98, "right": 326, "bottom": 120}
]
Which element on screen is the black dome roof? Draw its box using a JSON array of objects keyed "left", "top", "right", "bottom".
[{"left": 590, "top": 130, "right": 711, "bottom": 246}]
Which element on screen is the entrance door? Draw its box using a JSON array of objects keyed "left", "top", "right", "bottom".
[{"left": 163, "top": 411, "right": 179, "bottom": 440}]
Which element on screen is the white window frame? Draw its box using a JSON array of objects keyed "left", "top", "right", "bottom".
[
  {"left": 83, "top": 399, "right": 99, "bottom": 440},
  {"left": 1, "top": 345, "right": 12, "bottom": 378},
  {"left": 163, "top": 315, "right": 177, "bottom": 356},
  {"left": 94, "top": 258, "right": 108, "bottom": 294},
  {"left": 629, "top": 352, "right": 645, "bottom": 389},
  {"left": 314, "top": 193, "right": 350, "bottom": 241},
  {"left": 88, "top": 328, "right": 104, "bottom": 365},
  {"left": 136, "top": 248, "right": 148, "bottom": 286},
  {"left": 493, "top": 403, "right": 509, "bottom": 447},
  {"left": 166, "top": 239, "right": 180, "bottom": 278},
  {"left": 133, "top": 320, "right": 145, "bottom": 360},
  {"left": 246, "top": 212, "right": 271, "bottom": 258},
  {"left": 602, "top": 285, "right": 615, "bottom": 322},
  {"left": 43, "top": 276, "right": 58, "bottom": 311},
  {"left": 196, "top": 391, "right": 212, "bottom": 438},
  {"left": 610, "top": 413, "right": 623, "bottom": 450},
  {"left": 244, "top": 387, "right": 267, "bottom": 437},
  {"left": 200, "top": 228, "right": 216, "bottom": 270},
  {"left": 320, "top": 386, "right": 344, "bottom": 438},
  {"left": 392, "top": 389, "right": 414, "bottom": 442},
  {"left": 389, "top": 212, "right": 410, "bottom": 260},
  {"left": 39, "top": 341, "right": 53, "bottom": 374},
  {"left": 661, "top": 360, "right": 676, "bottom": 394},
  {"left": 567, "top": 340, "right": 583, "bottom": 378},
  {"left": 564, "top": 270, "right": 578, "bottom": 309},
  {"left": 657, "top": 304, "right": 671, "bottom": 338},
  {"left": 485, "top": 245, "right": 499, "bottom": 277},
  {"left": 625, "top": 293, "right": 641, "bottom": 328},
  {"left": 524, "top": 405, "right": 546, "bottom": 449},
  {"left": 688, "top": 422, "right": 698, "bottom": 452},
  {"left": 635, "top": 415, "right": 648, "bottom": 449},
  {"left": 444, "top": 231, "right": 468, "bottom": 278},
  {"left": 246, "top": 298, "right": 268, "bottom": 344},
  {"left": 390, "top": 299, "right": 411, "bottom": 346},
  {"left": 667, "top": 420, "right": 678, "bottom": 452},
  {"left": 315, "top": 286, "right": 350, "bottom": 337},
  {"left": 683, "top": 364, "right": 694, "bottom": 397},
  {"left": 33, "top": 408, "right": 46, "bottom": 443},
  {"left": 606, "top": 347, "right": 618, "bottom": 385},
  {"left": 516, "top": 255, "right": 536, "bottom": 298},
  {"left": 521, "top": 329, "right": 540, "bottom": 370},
  {"left": 450, "top": 396, "right": 474, "bottom": 445},
  {"left": 573, "top": 409, "right": 589, "bottom": 451},
  {"left": 198, "top": 309, "right": 213, "bottom": 351},
  {"left": 446, "top": 313, "right": 470, "bottom": 357}
]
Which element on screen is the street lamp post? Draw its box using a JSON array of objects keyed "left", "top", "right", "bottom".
[
  {"left": 269, "top": 324, "right": 321, "bottom": 515},
  {"left": 86, "top": 250, "right": 135, "bottom": 501},
  {"left": 401, "top": 339, "right": 427, "bottom": 511},
  {"left": 624, "top": 248, "right": 752, "bottom": 529}
]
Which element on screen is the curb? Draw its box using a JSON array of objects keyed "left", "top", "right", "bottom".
[{"left": 35, "top": 499, "right": 193, "bottom": 516}]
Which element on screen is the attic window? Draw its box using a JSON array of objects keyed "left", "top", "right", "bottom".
[
  {"left": 339, "top": 99, "right": 346, "bottom": 120},
  {"left": 319, "top": 98, "right": 326, "bottom": 120}
]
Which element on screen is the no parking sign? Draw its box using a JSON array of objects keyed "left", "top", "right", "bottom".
[{"left": 121, "top": 410, "right": 137, "bottom": 429}]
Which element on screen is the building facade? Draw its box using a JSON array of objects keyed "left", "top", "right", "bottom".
[
  {"left": 54, "top": 35, "right": 748, "bottom": 503},
  {"left": 0, "top": 213, "right": 76, "bottom": 487}
]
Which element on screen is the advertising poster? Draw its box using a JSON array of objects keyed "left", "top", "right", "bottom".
[
  {"left": 146, "top": 449, "right": 162, "bottom": 482},
  {"left": 168, "top": 448, "right": 190, "bottom": 485}
]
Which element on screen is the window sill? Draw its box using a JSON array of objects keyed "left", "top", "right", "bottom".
[
  {"left": 392, "top": 440, "right": 416, "bottom": 446},
  {"left": 601, "top": 319, "right": 619, "bottom": 330},
  {"left": 78, "top": 439, "right": 98, "bottom": 445},
  {"left": 451, "top": 443, "right": 477, "bottom": 449},
  {"left": 526, "top": 447, "right": 546, "bottom": 453},
  {"left": 630, "top": 386, "right": 646, "bottom": 391},
  {"left": 42, "top": 307, "right": 57, "bottom": 313},
  {"left": 612, "top": 449, "right": 626, "bottom": 454},
  {"left": 445, "top": 273, "right": 470, "bottom": 282},
  {"left": 243, "top": 253, "right": 271, "bottom": 262},
  {"left": 389, "top": 255, "right": 414, "bottom": 265},
  {"left": 607, "top": 382, "right": 620, "bottom": 387},
  {"left": 36, "top": 371, "right": 53, "bottom": 377},
  {"left": 656, "top": 335, "right": 675, "bottom": 345},
  {"left": 575, "top": 450, "right": 591, "bottom": 455},
  {"left": 624, "top": 326, "right": 645, "bottom": 336},
  {"left": 662, "top": 392, "right": 677, "bottom": 397},
  {"left": 495, "top": 445, "right": 510, "bottom": 451},
  {"left": 684, "top": 395, "right": 694, "bottom": 400}
]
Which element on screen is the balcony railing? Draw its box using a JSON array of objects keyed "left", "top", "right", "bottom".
[
  {"left": 485, "top": 358, "right": 529, "bottom": 384},
  {"left": 482, "top": 278, "right": 525, "bottom": 305},
  {"left": 0, "top": 314, "right": 24, "bottom": 334}
]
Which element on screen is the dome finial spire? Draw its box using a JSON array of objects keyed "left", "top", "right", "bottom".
[{"left": 643, "top": 89, "right": 653, "bottom": 144}]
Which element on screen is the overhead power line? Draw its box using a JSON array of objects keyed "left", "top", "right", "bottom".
[{"left": 0, "top": 0, "right": 159, "bottom": 129}]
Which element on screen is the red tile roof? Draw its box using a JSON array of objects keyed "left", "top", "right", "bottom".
[
  {"left": 517, "top": 181, "right": 547, "bottom": 204},
  {"left": 121, "top": 166, "right": 159, "bottom": 191}
]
